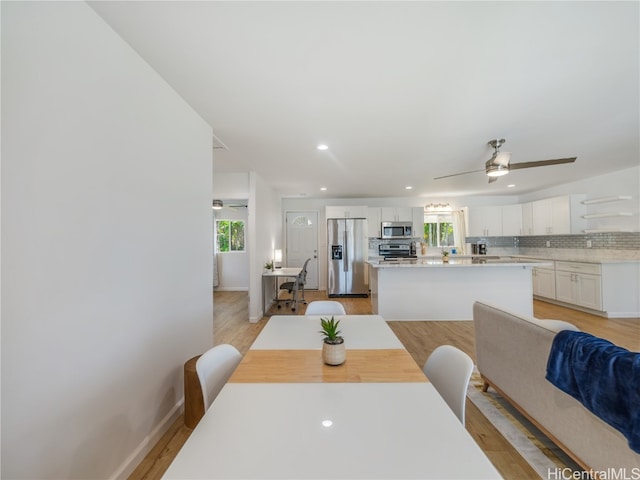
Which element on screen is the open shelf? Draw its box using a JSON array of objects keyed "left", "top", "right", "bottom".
[
  {"left": 581, "top": 195, "right": 632, "bottom": 205},
  {"left": 582, "top": 212, "right": 633, "bottom": 219}
]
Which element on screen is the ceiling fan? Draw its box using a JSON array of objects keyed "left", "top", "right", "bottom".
[
  {"left": 434, "top": 139, "right": 577, "bottom": 183},
  {"left": 212, "top": 199, "right": 248, "bottom": 211}
]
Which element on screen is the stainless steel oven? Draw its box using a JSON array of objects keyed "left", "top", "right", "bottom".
[{"left": 381, "top": 221, "right": 413, "bottom": 239}]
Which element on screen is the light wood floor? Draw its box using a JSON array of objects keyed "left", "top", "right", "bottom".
[{"left": 128, "top": 291, "right": 639, "bottom": 480}]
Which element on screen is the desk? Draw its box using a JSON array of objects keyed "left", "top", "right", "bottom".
[
  {"left": 163, "top": 316, "right": 502, "bottom": 479},
  {"left": 261, "top": 267, "right": 301, "bottom": 315}
]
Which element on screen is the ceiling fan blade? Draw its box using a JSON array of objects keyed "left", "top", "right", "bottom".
[
  {"left": 433, "top": 169, "right": 485, "bottom": 180},
  {"left": 492, "top": 152, "right": 511, "bottom": 167},
  {"left": 509, "top": 157, "right": 577, "bottom": 170}
]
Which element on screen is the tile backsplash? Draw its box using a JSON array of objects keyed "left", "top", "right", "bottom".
[{"left": 465, "top": 232, "right": 639, "bottom": 250}]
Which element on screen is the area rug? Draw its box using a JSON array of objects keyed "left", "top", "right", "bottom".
[{"left": 467, "top": 368, "right": 582, "bottom": 479}]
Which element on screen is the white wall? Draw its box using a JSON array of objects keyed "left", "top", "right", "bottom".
[
  {"left": 212, "top": 172, "right": 249, "bottom": 199},
  {"left": 248, "top": 172, "right": 282, "bottom": 322},
  {"left": 1, "top": 3, "right": 213, "bottom": 479},
  {"left": 214, "top": 205, "right": 250, "bottom": 290}
]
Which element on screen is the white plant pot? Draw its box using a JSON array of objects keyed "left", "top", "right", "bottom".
[{"left": 322, "top": 340, "right": 346, "bottom": 366}]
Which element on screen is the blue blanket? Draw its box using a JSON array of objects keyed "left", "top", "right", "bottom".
[{"left": 545, "top": 330, "right": 640, "bottom": 453}]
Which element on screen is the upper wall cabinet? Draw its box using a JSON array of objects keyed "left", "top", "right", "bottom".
[
  {"left": 412, "top": 207, "right": 425, "bottom": 239},
  {"left": 466, "top": 206, "right": 503, "bottom": 237},
  {"left": 380, "top": 207, "right": 413, "bottom": 222},
  {"left": 501, "top": 204, "right": 523, "bottom": 236},
  {"left": 521, "top": 202, "right": 534, "bottom": 236},
  {"left": 367, "top": 208, "right": 382, "bottom": 238},
  {"left": 530, "top": 195, "right": 586, "bottom": 235},
  {"left": 367, "top": 207, "right": 424, "bottom": 238},
  {"left": 325, "top": 206, "right": 368, "bottom": 219},
  {"left": 467, "top": 196, "right": 586, "bottom": 237}
]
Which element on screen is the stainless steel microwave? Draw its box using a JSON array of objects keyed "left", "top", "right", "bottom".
[{"left": 381, "top": 221, "right": 413, "bottom": 239}]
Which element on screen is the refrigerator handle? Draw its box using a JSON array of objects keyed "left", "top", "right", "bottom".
[{"left": 344, "top": 231, "right": 348, "bottom": 272}]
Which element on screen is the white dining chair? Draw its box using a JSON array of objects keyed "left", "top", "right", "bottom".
[
  {"left": 195, "top": 344, "right": 242, "bottom": 410},
  {"left": 422, "top": 345, "right": 474, "bottom": 425},
  {"left": 305, "top": 300, "right": 346, "bottom": 315}
]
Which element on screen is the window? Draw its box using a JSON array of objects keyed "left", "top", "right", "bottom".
[
  {"left": 423, "top": 213, "right": 454, "bottom": 248},
  {"left": 216, "top": 220, "right": 245, "bottom": 253}
]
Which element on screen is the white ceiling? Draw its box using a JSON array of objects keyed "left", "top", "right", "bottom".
[{"left": 90, "top": 1, "right": 639, "bottom": 199}]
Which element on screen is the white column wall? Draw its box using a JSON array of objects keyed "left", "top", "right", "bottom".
[
  {"left": 2, "top": 2, "right": 213, "bottom": 478},
  {"left": 248, "top": 172, "right": 283, "bottom": 322}
]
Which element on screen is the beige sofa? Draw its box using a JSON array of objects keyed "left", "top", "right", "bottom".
[{"left": 473, "top": 301, "right": 640, "bottom": 472}]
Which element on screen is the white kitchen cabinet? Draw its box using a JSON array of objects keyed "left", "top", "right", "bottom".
[
  {"left": 532, "top": 265, "right": 556, "bottom": 299},
  {"left": 600, "top": 263, "right": 640, "bottom": 317},
  {"left": 555, "top": 261, "right": 602, "bottom": 311},
  {"left": 325, "top": 206, "right": 367, "bottom": 219},
  {"left": 521, "top": 202, "right": 534, "bottom": 236},
  {"left": 412, "top": 207, "right": 424, "bottom": 239},
  {"left": 501, "top": 204, "right": 523, "bottom": 236},
  {"left": 367, "top": 207, "right": 382, "bottom": 238},
  {"left": 532, "top": 198, "right": 552, "bottom": 234},
  {"left": 466, "top": 206, "right": 502, "bottom": 236},
  {"left": 532, "top": 195, "right": 586, "bottom": 235},
  {"left": 380, "top": 207, "right": 413, "bottom": 222}
]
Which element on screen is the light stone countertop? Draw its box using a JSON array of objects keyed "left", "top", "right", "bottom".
[
  {"left": 369, "top": 249, "right": 639, "bottom": 265},
  {"left": 367, "top": 257, "right": 552, "bottom": 268},
  {"left": 511, "top": 249, "right": 640, "bottom": 264}
]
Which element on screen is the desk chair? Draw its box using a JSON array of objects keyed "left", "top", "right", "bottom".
[
  {"left": 278, "top": 258, "right": 311, "bottom": 312},
  {"left": 195, "top": 344, "right": 242, "bottom": 411},
  {"left": 305, "top": 300, "right": 346, "bottom": 315},
  {"left": 422, "top": 345, "right": 474, "bottom": 425}
]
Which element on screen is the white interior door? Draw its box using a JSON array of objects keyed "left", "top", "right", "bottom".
[{"left": 286, "top": 211, "right": 319, "bottom": 289}]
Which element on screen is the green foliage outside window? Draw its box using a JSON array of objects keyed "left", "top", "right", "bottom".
[
  {"left": 423, "top": 214, "right": 454, "bottom": 247},
  {"left": 216, "top": 220, "right": 245, "bottom": 252}
]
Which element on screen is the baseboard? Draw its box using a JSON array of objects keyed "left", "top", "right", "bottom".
[
  {"left": 605, "top": 311, "right": 640, "bottom": 319},
  {"left": 109, "top": 398, "right": 184, "bottom": 480},
  {"left": 214, "top": 287, "right": 249, "bottom": 292}
]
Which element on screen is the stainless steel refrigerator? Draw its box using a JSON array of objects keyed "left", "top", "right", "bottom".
[{"left": 327, "top": 218, "right": 368, "bottom": 297}]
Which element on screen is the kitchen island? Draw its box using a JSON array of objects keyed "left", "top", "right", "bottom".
[{"left": 368, "top": 257, "right": 550, "bottom": 320}]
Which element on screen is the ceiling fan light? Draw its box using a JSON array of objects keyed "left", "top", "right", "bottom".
[
  {"left": 486, "top": 164, "right": 509, "bottom": 177},
  {"left": 212, "top": 199, "right": 223, "bottom": 210}
]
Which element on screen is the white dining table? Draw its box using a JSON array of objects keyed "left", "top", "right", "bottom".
[
  {"left": 162, "top": 315, "right": 502, "bottom": 479},
  {"left": 250, "top": 314, "right": 406, "bottom": 350}
]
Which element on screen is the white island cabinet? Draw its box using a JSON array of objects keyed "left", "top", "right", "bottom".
[{"left": 368, "top": 258, "right": 548, "bottom": 320}]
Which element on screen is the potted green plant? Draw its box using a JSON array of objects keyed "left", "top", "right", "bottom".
[
  {"left": 441, "top": 249, "right": 450, "bottom": 263},
  {"left": 264, "top": 260, "right": 274, "bottom": 271},
  {"left": 319, "top": 316, "right": 346, "bottom": 365}
]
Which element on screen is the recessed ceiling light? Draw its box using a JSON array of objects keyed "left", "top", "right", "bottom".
[
  {"left": 405, "top": 186, "right": 413, "bottom": 190},
  {"left": 317, "top": 144, "right": 329, "bottom": 151},
  {"left": 507, "top": 184, "right": 516, "bottom": 188},
  {"left": 320, "top": 187, "right": 327, "bottom": 191}
]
